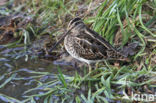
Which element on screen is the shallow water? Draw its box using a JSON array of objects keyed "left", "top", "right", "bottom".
[{"left": 0, "top": 46, "right": 77, "bottom": 102}]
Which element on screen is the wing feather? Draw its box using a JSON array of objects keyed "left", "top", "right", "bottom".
[
  {"left": 73, "top": 35, "right": 107, "bottom": 60},
  {"left": 84, "top": 27, "right": 118, "bottom": 52}
]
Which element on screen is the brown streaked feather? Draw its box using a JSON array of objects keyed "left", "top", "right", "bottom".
[
  {"left": 76, "top": 33, "right": 108, "bottom": 56},
  {"left": 85, "top": 27, "right": 127, "bottom": 58},
  {"left": 63, "top": 17, "right": 129, "bottom": 63},
  {"left": 84, "top": 27, "right": 118, "bottom": 53},
  {"left": 75, "top": 28, "right": 126, "bottom": 59},
  {"left": 72, "top": 36, "right": 105, "bottom": 60}
]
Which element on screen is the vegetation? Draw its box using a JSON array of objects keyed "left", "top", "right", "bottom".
[{"left": 0, "top": 0, "right": 155, "bottom": 103}]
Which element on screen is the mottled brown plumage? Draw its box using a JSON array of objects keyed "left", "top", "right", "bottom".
[
  {"left": 51, "top": 17, "right": 128, "bottom": 72},
  {"left": 64, "top": 18, "right": 126, "bottom": 64}
]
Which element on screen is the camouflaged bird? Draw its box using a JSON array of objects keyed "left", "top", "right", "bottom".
[{"left": 51, "top": 17, "right": 128, "bottom": 72}]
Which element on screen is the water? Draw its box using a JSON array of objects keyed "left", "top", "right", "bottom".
[{"left": 0, "top": 46, "right": 77, "bottom": 102}]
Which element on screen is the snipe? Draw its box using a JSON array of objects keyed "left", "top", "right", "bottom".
[{"left": 50, "top": 18, "right": 128, "bottom": 72}]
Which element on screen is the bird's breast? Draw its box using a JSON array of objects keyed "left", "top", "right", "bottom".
[{"left": 64, "top": 35, "right": 78, "bottom": 57}]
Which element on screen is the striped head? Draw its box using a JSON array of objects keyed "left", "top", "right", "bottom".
[
  {"left": 49, "top": 18, "right": 84, "bottom": 52},
  {"left": 67, "top": 17, "right": 85, "bottom": 31}
]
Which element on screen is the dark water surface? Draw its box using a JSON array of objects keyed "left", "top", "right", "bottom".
[{"left": 0, "top": 46, "right": 76, "bottom": 102}]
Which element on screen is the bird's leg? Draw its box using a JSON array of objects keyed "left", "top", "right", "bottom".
[
  {"left": 88, "top": 64, "right": 92, "bottom": 73},
  {"left": 44, "top": 47, "right": 49, "bottom": 56},
  {"left": 95, "top": 61, "right": 99, "bottom": 69}
]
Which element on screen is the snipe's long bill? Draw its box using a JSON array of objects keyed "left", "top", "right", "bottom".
[{"left": 49, "top": 25, "right": 76, "bottom": 52}]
